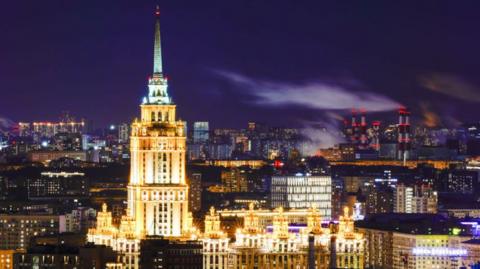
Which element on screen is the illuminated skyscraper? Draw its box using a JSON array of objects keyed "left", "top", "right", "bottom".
[
  {"left": 88, "top": 7, "right": 192, "bottom": 268},
  {"left": 128, "top": 5, "right": 188, "bottom": 237}
]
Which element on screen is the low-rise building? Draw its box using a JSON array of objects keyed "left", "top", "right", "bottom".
[
  {"left": 13, "top": 244, "right": 116, "bottom": 269},
  {"left": 200, "top": 204, "right": 365, "bottom": 269}
]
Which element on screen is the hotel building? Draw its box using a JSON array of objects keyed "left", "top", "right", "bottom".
[
  {"left": 200, "top": 204, "right": 364, "bottom": 269},
  {"left": 88, "top": 6, "right": 194, "bottom": 269}
]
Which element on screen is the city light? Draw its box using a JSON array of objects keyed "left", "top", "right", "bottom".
[
  {"left": 412, "top": 247, "right": 468, "bottom": 257},
  {"left": 3, "top": 3, "right": 480, "bottom": 269}
]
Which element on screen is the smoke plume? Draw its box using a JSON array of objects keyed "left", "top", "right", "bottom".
[
  {"left": 0, "top": 116, "right": 14, "bottom": 131},
  {"left": 420, "top": 73, "right": 480, "bottom": 102},
  {"left": 215, "top": 70, "right": 401, "bottom": 112},
  {"left": 299, "top": 118, "right": 346, "bottom": 155}
]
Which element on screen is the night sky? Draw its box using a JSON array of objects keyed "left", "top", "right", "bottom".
[{"left": 2, "top": 1, "right": 480, "bottom": 129}]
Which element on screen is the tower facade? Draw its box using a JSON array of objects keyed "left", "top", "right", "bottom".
[{"left": 128, "top": 6, "right": 188, "bottom": 237}]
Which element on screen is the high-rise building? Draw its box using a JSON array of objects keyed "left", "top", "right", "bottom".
[
  {"left": 365, "top": 181, "right": 394, "bottom": 215},
  {"left": 270, "top": 175, "right": 331, "bottom": 219},
  {"left": 187, "top": 172, "right": 202, "bottom": 213},
  {"left": 118, "top": 123, "right": 130, "bottom": 143},
  {"left": 193, "top": 122, "right": 209, "bottom": 144},
  {"left": 394, "top": 183, "right": 437, "bottom": 214},
  {"left": 221, "top": 168, "right": 248, "bottom": 192},
  {"left": 88, "top": 7, "right": 193, "bottom": 269}
]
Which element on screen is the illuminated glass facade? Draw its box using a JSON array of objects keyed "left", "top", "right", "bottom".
[{"left": 271, "top": 175, "right": 332, "bottom": 219}]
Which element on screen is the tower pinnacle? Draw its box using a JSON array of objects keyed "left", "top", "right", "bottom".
[{"left": 153, "top": 5, "right": 163, "bottom": 75}]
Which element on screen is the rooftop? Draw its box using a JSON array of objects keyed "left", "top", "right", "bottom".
[{"left": 356, "top": 213, "right": 471, "bottom": 236}]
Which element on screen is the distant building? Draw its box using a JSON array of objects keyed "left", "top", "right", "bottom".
[
  {"left": 0, "top": 214, "right": 61, "bottom": 250},
  {"left": 206, "top": 159, "right": 265, "bottom": 168},
  {"left": 27, "top": 171, "right": 88, "bottom": 199},
  {"left": 205, "top": 143, "right": 233, "bottom": 160},
  {"left": 13, "top": 244, "right": 116, "bottom": 269},
  {"left": 18, "top": 117, "right": 86, "bottom": 139},
  {"left": 187, "top": 143, "right": 204, "bottom": 161},
  {"left": 61, "top": 207, "right": 96, "bottom": 233},
  {"left": 339, "top": 143, "right": 355, "bottom": 161},
  {"left": 221, "top": 168, "right": 248, "bottom": 192},
  {"left": 270, "top": 175, "right": 331, "bottom": 219},
  {"left": 357, "top": 214, "right": 471, "bottom": 269},
  {"left": 28, "top": 150, "right": 87, "bottom": 163},
  {"left": 394, "top": 183, "right": 437, "bottom": 214},
  {"left": 193, "top": 122, "right": 209, "bottom": 144},
  {"left": 365, "top": 181, "right": 394, "bottom": 215},
  {"left": 18, "top": 123, "right": 31, "bottom": 137},
  {"left": 379, "top": 142, "right": 397, "bottom": 159},
  {"left": 443, "top": 169, "right": 477, "bottom": 194},
  {"left": 187, "top": 173, "right": 202, "bottom": 213},
  {"left": 118, "top": 123, "right": 130, "bottom": 143}
]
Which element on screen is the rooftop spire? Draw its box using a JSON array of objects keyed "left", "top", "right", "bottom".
[
  {"left": 143, "top": 5, "right": 171, "bottom": 105},
  {"left": 153, "top": 5, "right": 163, "bottom": 75}
]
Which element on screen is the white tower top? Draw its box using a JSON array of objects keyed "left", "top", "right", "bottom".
[{"left": 144, "top": 6, "right": 171, "bottom": 105}]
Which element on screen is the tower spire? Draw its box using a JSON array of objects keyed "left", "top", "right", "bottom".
[
  {"left": 143, "top": 5, "right": 171, "bottom": 105},
  {"left": 153, "top": 5, "right": 163, "bottom": 75}
]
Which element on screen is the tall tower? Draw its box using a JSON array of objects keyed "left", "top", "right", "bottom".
[
  {"left": 128, "top": 6, "right": 189, "bottom": 237},
  {"left": 397, "top": 107, "right": 411, "bottom": 163},
  {"left": 359, "top": 109, "right": 368, "bottom": 149}
]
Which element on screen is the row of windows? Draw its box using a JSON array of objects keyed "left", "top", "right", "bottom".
[{"left": 141, "top": 190, "right": 186, "bottom": 201}]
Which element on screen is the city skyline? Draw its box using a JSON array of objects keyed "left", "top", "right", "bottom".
[
  {"left": 2, "top": 1, "right": 480, "bottom": 128},
  {"left": 2, "top": 3, "right": 480, "bottom": 269}
]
